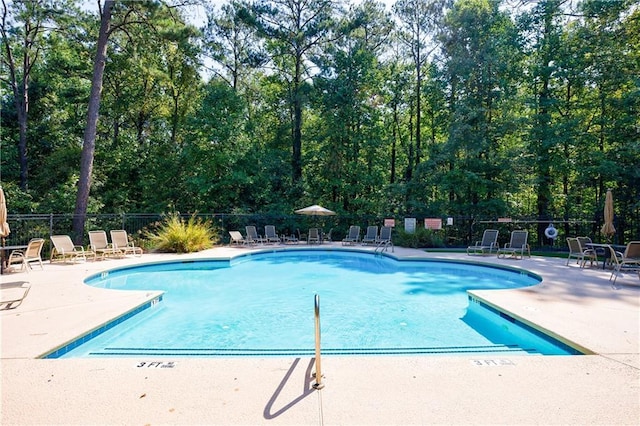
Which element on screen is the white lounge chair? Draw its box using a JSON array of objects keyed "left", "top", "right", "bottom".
[
  {"left": 89, "top": 230, "right": 121, "bottom": 260},
  {"left": 229, "top": 230, "right": 251, "bottom": 246},
  {"left": 50, "top": 235, "right": 91, "bottom": 263},
  {"left": 110, "top": 230, "right": 143, "bottom": 256},
  {"left": 0, "top": 280, "right": 31, "bottom": 309}
]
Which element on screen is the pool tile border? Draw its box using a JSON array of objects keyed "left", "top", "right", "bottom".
[{"left": 42, "top": 294, "right": 163, "bottom": 359}]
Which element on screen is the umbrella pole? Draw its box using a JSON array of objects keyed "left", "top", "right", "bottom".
[{"left": 1, "top": 237, "right": 5, "bottom": 274}]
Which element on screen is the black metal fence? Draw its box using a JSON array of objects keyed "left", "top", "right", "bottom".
[{"left": 4, "top": 212, "right": 632, "bottom": 255}]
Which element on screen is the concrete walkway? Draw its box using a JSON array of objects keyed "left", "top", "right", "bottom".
[{"left": 1, "top": 245, "right": 638, "bottom": 425}]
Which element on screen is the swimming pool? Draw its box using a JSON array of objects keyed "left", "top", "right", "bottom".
[{"left": 50, "top": 250, "right": 579, "bottom": 358}]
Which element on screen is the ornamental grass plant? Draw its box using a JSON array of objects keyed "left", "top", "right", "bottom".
[{"left": 144, "top": 213, "right": 217, "bottom": 253}]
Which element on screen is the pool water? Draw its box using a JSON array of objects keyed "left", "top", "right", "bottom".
[{"left": 54, "top": 251, "right": 577, "bottom": 358}]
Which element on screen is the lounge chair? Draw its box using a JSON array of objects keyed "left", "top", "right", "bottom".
[
  {"left": 566, "top": 237, "right": 597, "bottom": 268},
  {"left": 361, "top": 226, "right": 378, "bottom": 245},
  {"left": 322, "top": 228, "right": 333, "bottom": 244},
  {"left": 6, "top": 238, "right": 45, "bottom": 272},
  {"left": 89, "top": 230, "right": 121, "bottom": 260},
  {"left": 467, "top": 229, "right": 499, "bottom": 255},
  {"left": 497, "top": 230, "right": 530, "bottom": 260},
  {"left": 609, "top": 242, "right": 640, "bottom": 288},
  {"left": 264, "top": 225, "right": 282, "bottom": 244},
  {"left": 342, "top": 225, "right": 361, "bottom": 245},
  {"left": 110, "top": 230, "right": 143, "bottom": 256},
  {"left": 308, "top": 228, "right": 321, "bottom": 244},
  {"left": 0, "top": 280, "right": 31, "bottom": 309},
  {"left": 50, "top": 235, "right": 91, "bottom": 263},
  {"left": 281, "top": 230, "right": 298, "bottom": 244},
  {"left": 229, "top": 230, "right": 250, "bottom": 246},
  {"left": 375, "top": 226, "right": 394, "bottom": 252},
  {"left": 245, "top": 226, "right": 264, "bottom": 244}
]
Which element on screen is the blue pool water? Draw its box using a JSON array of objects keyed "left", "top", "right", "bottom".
[{"left": 53, "top": 250, "right": 578, "bottom": 358}]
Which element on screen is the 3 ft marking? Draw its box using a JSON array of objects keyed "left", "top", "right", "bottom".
[
  {"left": 471, "top": 359, "right": 516, "bottom": 366},
  {"left": 136, "top": 361, "right": 176, "bottom": 368}
]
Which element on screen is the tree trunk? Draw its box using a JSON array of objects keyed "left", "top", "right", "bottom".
[
  {"left": 2, "top": 5, "right": 31, "bottom": 190},
  {"left": 292, "top": 55, "right": 303, "bottom": 183},
  {"left": 72, "top": 0, "right": 113, "bottom": 243}
]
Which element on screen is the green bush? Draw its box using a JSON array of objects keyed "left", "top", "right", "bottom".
[
  {"left": 395, "top": 227, "right": 445, "bottom": 248},
  {"left": 144, "top": 213, "right": 218, "bottom": 253}
]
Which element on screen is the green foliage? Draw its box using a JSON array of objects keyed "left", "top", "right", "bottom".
[
  {"left": 144, "top": 214, "right": 218, "bottom": 253},
  {"left": 1, "top": 0, "right": 638, "bottom": 242},
  {"left": 395, "top": 227, "right": 445, "bottom": 248}
]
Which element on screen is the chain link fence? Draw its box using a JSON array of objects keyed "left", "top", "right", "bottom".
[{"left": 4, "top": 212, "right": 633, "bottom": 257}]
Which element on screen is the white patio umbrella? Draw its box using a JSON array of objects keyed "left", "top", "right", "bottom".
[
  {"left": 601, "top": 189, "right": 615, "bottom": 238},
  {"left": 295, "top": 205, "right": 336, "bottom": 216},
  {"left": 295, "top": 205, "right": 336, "bottom": 233}
]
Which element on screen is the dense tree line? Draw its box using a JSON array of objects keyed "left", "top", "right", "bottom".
[{"left": 1, "top": 0, "right": 638, "bottom": 243}]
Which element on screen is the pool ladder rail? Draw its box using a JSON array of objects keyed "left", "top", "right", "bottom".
[{"left": 313, "top": 294, "right": 324, "bottom": 390}]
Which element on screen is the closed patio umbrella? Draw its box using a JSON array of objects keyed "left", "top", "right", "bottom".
[
  {"left": 601, "top": 189, "right": 615, "bottom": 238},
  {"left": 0, "top": 187, "right": 9, "bottom": 239},
  {"left": 0, "top": 186, "right": 10, "bottom": 274}
]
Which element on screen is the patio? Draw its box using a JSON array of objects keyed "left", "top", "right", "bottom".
[{"left": 1, "top": 245, "right": 638, "bottom": 425}]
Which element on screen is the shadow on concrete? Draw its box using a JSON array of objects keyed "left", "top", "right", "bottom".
[{"left": 263, "top": 357, "right": 318, "bottom": 419}]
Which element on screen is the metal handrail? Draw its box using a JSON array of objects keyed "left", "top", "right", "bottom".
[{"left": 313, "top": 294, "right": 324, "bottom": 389}]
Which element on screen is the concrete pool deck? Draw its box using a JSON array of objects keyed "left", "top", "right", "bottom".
[{"left": 1, "top": 244, "right": 638, "bottom": 425}]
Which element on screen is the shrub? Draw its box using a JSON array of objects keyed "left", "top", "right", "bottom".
[
  {"left": 395, "top": 227, "right": 445, "bottom": 248},
  {"left": 144, "top": 213, "right": 218, "bottom": 253}
]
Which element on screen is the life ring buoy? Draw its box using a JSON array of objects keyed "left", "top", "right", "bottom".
[{"left": 545, "top": 224, "right": 558, "bottom": 239}]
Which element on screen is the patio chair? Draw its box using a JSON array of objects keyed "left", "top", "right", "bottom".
[
  {"left": 375, "top": 226, "right": 394, "bottom": 252},
  {"left": 282, "top": 231, "right": 299, "bottom": 244},
  {"left": 342, "top": 225, "right": 361, "bottom": 245},
  {"left": 50, "top": 235, "right": 91, "bottom": 263},
  {"left": 308, "top": 228, "right": 321, "bottom": 244},
  {"left": 497, "top": 230, "right": 530, "bottom": 260},
  {"left": 566, "top": 237, "right": 597, "bottom": 268},
  {"left": 245, "top": 226, "right": 264, "bottom": 244},
  {"left": 361, "top": 226, "right": 378, "bottom": 245},
  {"left": 89, "top": 230, "right": 121, "bottom": 260},
  {"left": 6, "top": 238, "right": 45, "bottom": 272},
  {"left": 609, "top": 242, "right": 640, "bottom": 288},
  {"left": 110, "top": 230, "right": 143, "bottom": 256},
  {"left": 229, "top": 231, "right": 245, "bottom": 246},
  {"left": 577, "top": 236, "right": 601, "bottom": 258},
  {"left": 0, "top": 280, "right": 31, "bottom": 310},
  {"left": 322, "top": 228, "right": 333, "bottom": 244},
  {"left": 467, "top": 229, "right": 499, "bottom": 255},
  {"left": 264, "top": 225, "right": 282, "bottom": 244}
]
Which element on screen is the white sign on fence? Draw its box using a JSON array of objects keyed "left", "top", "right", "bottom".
[{"left": 404, "top": 218, "right": 416, "bottom": 234}]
